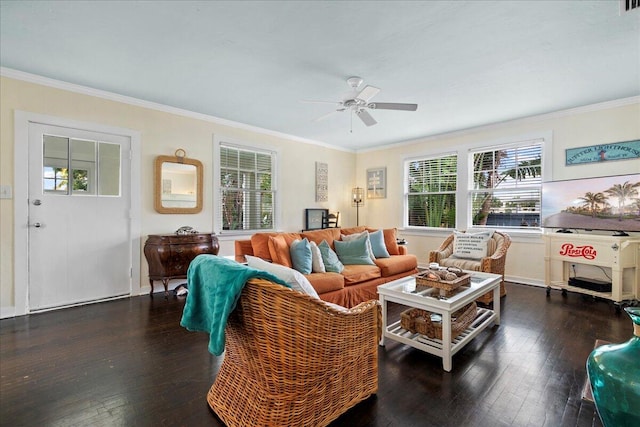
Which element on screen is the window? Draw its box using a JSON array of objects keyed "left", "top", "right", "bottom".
[
  {"left": 219, "top": 143, "right": 275, "bottom": 232},
  {"left": 42, "top": 134, "right": 120, "bottom": 196},
  {"left": 404, "top": 137, "right": 545, "bottom": 231},
  {"left": 406, "top": 154, "right": 457, "bottom": 228},
  {"left": 469, "top": 140, "right": 542, "bottom": 228}
]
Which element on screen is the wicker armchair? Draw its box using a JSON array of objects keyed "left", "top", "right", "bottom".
[
  {"left": 207, "top": 278, "right": 381, "bottom": 427},
  {"left": 428, "top": 231, "right": 511, "bottom": 304}
]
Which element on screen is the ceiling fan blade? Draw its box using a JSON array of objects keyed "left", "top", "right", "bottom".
[
  {"left": 356, "top": 109, "right": 377, "bottom": 126},
  {"left": 301, "top": 99, "right": 343, "bottom": 105},
  {"left": 313, "top": 109, "right": 343, "bottom": 122},
  {"left": 368, "top": 102, "right": 418, "bottom": 111},
  {"left": 355, "top": 85, "right": 380, "bottom": 102}
]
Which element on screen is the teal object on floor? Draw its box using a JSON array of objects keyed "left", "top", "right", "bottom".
[{"left": 587, "top": 307, "right": 640, "bottom": 427}]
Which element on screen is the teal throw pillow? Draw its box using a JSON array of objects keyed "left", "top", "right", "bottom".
[
  {"left": 290, "top": 238, "right": 312, "bottom": 274},
  {"left": 341, "top": 230, "right": 374, "bottom": 260},
  {"left": 368, "top": 229, "right": 390, "bottom": 258},
  {"left": 334, "top": 235, "right": 376, "bottom": 265},
  {"left": 318, "top": 240, "right": 344, "bottom": 273}
]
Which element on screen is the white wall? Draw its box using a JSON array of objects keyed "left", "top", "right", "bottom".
[
  {"left": 2, "top": 72, "right": 638, "bottom": 316},
  {"left": 355, "top": 99, "right": 640, "bottom": 285},
  {"left": 0, "top": 75, "right": 356, "bottom": 314}
]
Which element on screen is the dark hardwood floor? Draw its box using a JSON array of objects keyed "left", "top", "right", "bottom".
[{"left": 1, "top": 283, "right": 634, "bottom": 427}]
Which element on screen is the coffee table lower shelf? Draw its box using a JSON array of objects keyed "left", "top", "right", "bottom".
[{"left": 384, "top": 307, "right": 497, "bottom": 364}]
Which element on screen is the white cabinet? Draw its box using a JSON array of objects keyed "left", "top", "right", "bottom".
[{"left": 543, "top": 232, "right": 640, "bottom": 304}]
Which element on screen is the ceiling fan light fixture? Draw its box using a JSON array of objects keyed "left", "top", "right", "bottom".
[{"left": 347, "top": 76, "right": 364, "bottom": 89}]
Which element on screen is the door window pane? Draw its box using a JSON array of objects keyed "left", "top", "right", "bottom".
[
  {"left": 43, "top": 135, "right": 69, "bottom": 194},
  {"left": 98, "top": 143, "right": 121, "bottom": 196},
  {"left": 71, "top": 138, "right": 96, "bottom": 195},
  {"left": 42, "top": 135, "right": 121, "bottom": 197}
]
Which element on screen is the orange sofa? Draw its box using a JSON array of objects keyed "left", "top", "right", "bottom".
[{"left": 235, "top": 226, "right": 418, "bottom": 308}]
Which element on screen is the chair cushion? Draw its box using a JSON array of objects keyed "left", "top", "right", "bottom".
[
  {"left": 440, "top": 257, "right": 481, "bottom": 271},
  {"left": 301, "top": 228, "right": 341, "bottom": 248},
  {"left": 340, "top": 226, "right": 367, "bottom": 235},
  {"left": 268, "top": 235, "right": 293, "bottom": 268},
  {"left": 374, "top": 254, "right": 418, "bottom": 277},
  {"left": 305, "top": 272, "right": 344, "bottom": 293},
  {"left": 341, "top": 264, "right": 381, "bottom": 285},
  {"left": 453, "top": 230, "right": 494, "bottom": 259},
  {"left": 245, "top": 255, "right": 319, "bottom": 298},
  {"left": 290, "top": 238, "right": 312, "bottom": 274}
]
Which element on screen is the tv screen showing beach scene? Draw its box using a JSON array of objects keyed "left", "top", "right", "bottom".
[{"left": 542, "top": 174, "right": 640, "bottom": 233}]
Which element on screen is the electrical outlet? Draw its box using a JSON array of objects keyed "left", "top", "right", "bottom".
[{"left": 0, "top": 185, "right": 12, "bottom": 199}]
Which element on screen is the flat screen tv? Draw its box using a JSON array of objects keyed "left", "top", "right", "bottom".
[{"left": 542, "top": 173, "right": 640, "bottom": 234}]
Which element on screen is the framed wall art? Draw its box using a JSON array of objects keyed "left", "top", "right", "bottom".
[
  {"left": 565, "top": 139, "right": 640, "bottom": 166},
  {"left": 315, "top": 162, "right": 328, "bottom": 202},
  {"left": 366, "top": 167, "right": 386, "bottom": 199},
  {"left": 305, "top": 208, "right": 328, "bottom": 231}
]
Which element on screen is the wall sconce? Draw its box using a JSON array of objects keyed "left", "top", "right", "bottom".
[{"left": 351, "top": 187, "right": 364, "bottom": 226}]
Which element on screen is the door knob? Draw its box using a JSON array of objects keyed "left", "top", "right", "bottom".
[{"left": 31, "top": 222, "right": 42, "bottom": 228}]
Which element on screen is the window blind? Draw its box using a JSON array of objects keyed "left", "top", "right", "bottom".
[
  {"left": 219, "top": 144, "right": 275, "bottom": 231},
  {"left": 406, "top": 154, "right": 457, "bottom": 228}
]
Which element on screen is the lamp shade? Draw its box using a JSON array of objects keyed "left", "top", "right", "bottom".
[{"left": 351, "top": 187, "right": 364, "bottom": 207}]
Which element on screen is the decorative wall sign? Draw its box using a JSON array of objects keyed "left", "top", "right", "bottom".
[
  {"left": 565, "top": 139, "right": 640, "bottom": 166},
  {"left": 558, "top": 243, "right": 597, "bottom": 260},
  {"left": 315, "top": 162, "right": 328, "bottom": 202},
  {"left": 366, "top": 167, "right": 386, "bottom": 199}
]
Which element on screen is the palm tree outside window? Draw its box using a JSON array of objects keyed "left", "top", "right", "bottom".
[{"left": 470, "top": 141, "right": 543, "bottom": 228}]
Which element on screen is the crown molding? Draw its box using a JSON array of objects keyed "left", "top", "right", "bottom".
[
  {"left": 359, "top": 95, "right": 640, "bottom": 153},
  {"left": 0, "top": 67, "right": 353, "bottom": 153},
  {"left": 2, "top": 67, "right": 635, "bottom": 155}
]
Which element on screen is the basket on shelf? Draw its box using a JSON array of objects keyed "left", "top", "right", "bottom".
[
  {"left": 414, "top": 269, "right": 471, "bottom": 292},
  {"left": 400, "top": 302, "right": 478, "bottom": 340}
]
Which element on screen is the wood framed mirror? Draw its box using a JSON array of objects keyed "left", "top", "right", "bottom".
[{"left": 154, "top": 149, "right": 203, "bottom": 214}]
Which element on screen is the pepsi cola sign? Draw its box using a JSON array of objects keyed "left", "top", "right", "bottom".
[{"left": 559, "top": 243, "right": 597, "bottom": 260}]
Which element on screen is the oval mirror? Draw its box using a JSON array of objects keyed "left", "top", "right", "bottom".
[{"left": 154, "top": 151, "right": 203, "bottom": 214}]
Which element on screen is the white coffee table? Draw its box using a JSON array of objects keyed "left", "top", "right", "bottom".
[{"left": 378, "top": 271, "right": 501, "bottom": 371}]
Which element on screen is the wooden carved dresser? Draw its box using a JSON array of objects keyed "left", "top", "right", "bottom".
[{"left": 144, "top": 233, "right": 219, "bottom": 296}]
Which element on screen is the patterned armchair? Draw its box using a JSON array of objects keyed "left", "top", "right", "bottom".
[
  {"left": 428, "top": 231, "right": 511, "bottom": 304},
  {"left": 207, "top": 278, "right": 380, "bottom": 427}
]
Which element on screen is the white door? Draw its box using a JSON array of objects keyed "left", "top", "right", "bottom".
[{"left": 28, "top": 123, "right": 132, "bottom": 311}]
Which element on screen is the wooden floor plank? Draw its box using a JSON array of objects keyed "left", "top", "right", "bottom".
[{"left": 1, "top": 282, "right": 633, "bottom": 426}]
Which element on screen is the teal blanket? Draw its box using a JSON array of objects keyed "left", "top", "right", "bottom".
[{"left": 180, "top": 254, "right": 288, "bottom": 356}]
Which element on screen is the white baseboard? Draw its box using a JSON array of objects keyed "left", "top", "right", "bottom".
[
  {"left": 505, "top": 275, "right": 545, "bottom": 288},
  {"left": 1, "top": 306, "right": 16, "bottom": 319}
]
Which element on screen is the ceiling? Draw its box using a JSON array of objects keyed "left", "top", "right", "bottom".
[{"left": 1, "top": 1, "right": 638, "bottom": 151}]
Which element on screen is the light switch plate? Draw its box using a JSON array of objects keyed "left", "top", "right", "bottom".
[{"left": 0, "top": 185, "right": 13, "bottom": 199}]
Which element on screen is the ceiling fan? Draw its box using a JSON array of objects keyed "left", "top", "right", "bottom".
[{"left": 303, "top": 76, "right": 418, "bottom": 130}]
